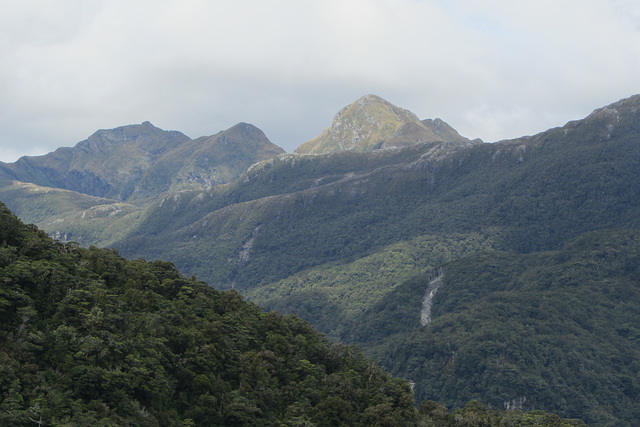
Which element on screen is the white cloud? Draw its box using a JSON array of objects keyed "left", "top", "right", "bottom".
[{"left": 1, "top": 0, "right": 640, "bottom": 162}]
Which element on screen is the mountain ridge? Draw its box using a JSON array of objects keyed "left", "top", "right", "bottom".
[
  {"left": 0, "top": 121, "right": 284, "bottom": 203},
  {"left": 2, "top": 93, "right": 640, "bottom": 424},
  {"left": 295, "top": 94, "right": 470, "bottom": 154}
]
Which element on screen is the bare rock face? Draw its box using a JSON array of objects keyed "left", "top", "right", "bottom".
[{"left": 295, "top": 94, "right": 470, "bottom": 155}]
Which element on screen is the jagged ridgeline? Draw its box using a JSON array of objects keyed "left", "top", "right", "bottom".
[
  {"left": 0, "top": 202, "right": 417, "bottom": 425},
  {"left": 0, "top": 121, "right": 285, "bottom": 247}
]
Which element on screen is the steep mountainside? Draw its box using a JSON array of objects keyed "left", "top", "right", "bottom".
[
  {"left": 114, "top": 137, "right": 482, "bottom": 288},
  {"left": 110, "top": 94, "right": 640, "bottom": 424},
  {"left": 348, "top": 229, "right": 640, "bottom": 425},
  {"left": 0, "top": 121, "right": 284, "bottom": 203},
  {"left": 132, "top": 122, "right": 285, "bottom": 200},
  {"left": 0, "top": 202, "right": 417, "bottom": 426},
  {"left": 2, "top": 94, "right": 640, "bottom": 424},
  {"left": 0, "top": 203, "right": 586, "bottom": 426},
  {"left": 0, "top": 181, "right": 141, "bottom": 247},
  {"left": 295, "top": 94, "right": 469, "bottom": 154},
  {"left": 0, "top": 122, "right": 190, "bottom": 200},
  {"left": 117, "top": 94, "right": 640, "bottom": 292}
]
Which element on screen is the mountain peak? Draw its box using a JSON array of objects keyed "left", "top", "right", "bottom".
[
  {"left": 584, "top": 94, "right": 640, "bottom": 123},
  {"left": 555, "top": 94, "right": 640, "bottom": 143},
  {"left": 77, "top": 121, "right": 186, "bottom": 156},
  {"left": 295, "top": 95, "right": 468, "bottom": 154},
  {"left": 225, "top": 122, "right": 266, "bottom": 138},
  {"left": 353, "top": 93, "right": 406, "bottom": 108}
]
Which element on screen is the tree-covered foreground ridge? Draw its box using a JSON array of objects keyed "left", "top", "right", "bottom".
[{"left": 0, "top": 202, "right": 584, "bottom": 426}]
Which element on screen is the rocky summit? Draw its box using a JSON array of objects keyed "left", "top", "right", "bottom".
[{"left": 295, "top": 94, "right": 469, "bottom": 154}]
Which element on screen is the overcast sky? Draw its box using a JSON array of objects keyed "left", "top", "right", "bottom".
[{"left": 1, "top": 0, "right": 640, "bottom": 162}]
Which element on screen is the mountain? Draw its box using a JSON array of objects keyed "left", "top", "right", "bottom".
[
  {"left": 2, "top": 93, "right": 640, "bottom": 424},
  {"left": 348, "top": 229, "right": 640, "bottom": 425},
  {"left": 110, "top": 94, "right": 640, "bottom": 424},
  {"left": 132, "top": 122, "right": 286, "bottom": 200},
  {"left": 115, "top": 94, "right": 640, "bottom": 292},
  {"left": 0, "top": 180, "right": 142, "bottom": 247},
  {"left": 0, "top": 121, "right": 190, "bottom": 201},
  {"left": 0, "top": 201, "right": 417, "bottom": 425},
  {"left": 0, "top": 202, "right": 584, "bottom": 426},
  {"left": 0, "top": 121, "right": 285, "bottom": 203},
  {"left": 295, "top": 94, "right": 470, "bottom": 154},
  {"left": 0, "top": 121, "right": 285, "bottom": 247}
]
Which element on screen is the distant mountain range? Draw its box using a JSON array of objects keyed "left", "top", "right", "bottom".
[
  {"left": 0, "top": 121, "right": 284, "bottom": 202},
  {"left": 2, "top": 93, "right": 640, "bottom": 425}
]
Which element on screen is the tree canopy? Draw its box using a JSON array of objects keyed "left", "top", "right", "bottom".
[{"left": 0, "top": 202, "right": 417, "bottom": 426}]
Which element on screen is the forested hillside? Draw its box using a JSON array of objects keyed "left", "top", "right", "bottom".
[
  {"left": 0, "top": 202, "right": 416, "bottom": 426},
  {"left": 0, "top": 203, "right": 585, "bottom": 426},
  {"left": 2, "top": 94, "right": 640, "bottom": 424},
  {"left": 115, "top": 95, "right": 640, "bottom": 345},
  {"left": 348, "top": 229, "right": 640, "bottom": 425}
]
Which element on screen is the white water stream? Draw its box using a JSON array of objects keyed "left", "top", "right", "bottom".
[{"left": 420, "top": 268, "right": 444, "bottom": 326}]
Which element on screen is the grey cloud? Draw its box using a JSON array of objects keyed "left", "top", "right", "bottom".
[{"left": 1, "top": 0, "right": 640, "bottom": 161}]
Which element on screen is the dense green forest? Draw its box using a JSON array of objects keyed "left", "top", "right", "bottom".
[
  {"left": 0, "top": 202, "right": 417, "bottom": 425},
  {"left": 348, "top": 229, "right": 640, "bottom": 425},
  {"left": 0, "top": 202, "right": 586, "bottom": 425}
]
